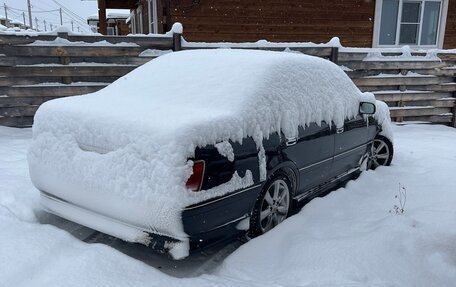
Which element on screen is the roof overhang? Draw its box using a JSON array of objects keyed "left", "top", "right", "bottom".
[{"left": 99, "top": 0, "right": 137, "bottom": 9}]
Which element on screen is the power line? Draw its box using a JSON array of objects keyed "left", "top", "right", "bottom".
[
  {"left": 51, "top": 0, "right": 85, "bottom": 22},
  {"left": 61, "top": 11, "right": 90, "bottom": 32},
  {"left": 3, "top": 1, "right": 92, "bottom": 33},
  {"left": 6, "top": 5, "right": 59, "bottom": 13},
  {"left": 49, "top": 0, "right": 90, "bottom": 32}
]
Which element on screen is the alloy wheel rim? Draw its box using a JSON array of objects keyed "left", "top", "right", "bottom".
[
  {"left": 369, "top": 139, "right": 390, "bottom": 168},
  {"left": 260, "top": 179, "right": 290, "bottom": 233}
]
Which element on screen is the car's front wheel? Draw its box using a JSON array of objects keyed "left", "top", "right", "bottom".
[
  {"left": 368, "top": 135, "right": 393, "bottom": 169},
  {"left": 249, "top": 175, "right": 291, "bottom": 237}
]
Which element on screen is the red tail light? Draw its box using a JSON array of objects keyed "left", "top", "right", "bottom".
[{"left": 186, "top": 160, "right": 205, "bottom": 192}]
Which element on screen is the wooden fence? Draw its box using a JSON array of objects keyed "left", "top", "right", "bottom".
[
  {"left": 0, "top": 32, "right": 455, "bottom": 128},
  {"left": 339, "top": 52, "right": 456, "bottom": 127},
  {"left": 0, "top": 32, "right": 181, "bottom": 127}
]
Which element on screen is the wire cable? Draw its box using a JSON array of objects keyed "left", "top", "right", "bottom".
[{"left": 6, "top": 6, "right": 60, "bottom": 13}]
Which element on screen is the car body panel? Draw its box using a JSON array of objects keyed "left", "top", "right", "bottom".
[{"left": 284, "top": 122, "right": 335, "bottom": 194}]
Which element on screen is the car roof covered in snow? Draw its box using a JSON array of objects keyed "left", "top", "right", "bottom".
[{"left": 35, "top": 49, "right": 367, "bottom": 146}]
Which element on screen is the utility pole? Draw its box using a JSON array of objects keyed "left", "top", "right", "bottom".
[
  {"left": 50, "top": 23, "right": 53, "bottom": 30},
  {"left": 3, "top": 4, "right": 9, "bottom": 28},
  {"left": 77, "top": 26, "right": 80, "bottom": 32},
  {"left": 71, "top": 21, "right": 74, "bottom": 31},
  {"left": 43, "top": 20, "right": 47, "bottom": 32},
  {"left": 35, "top": 17, "right": 39, "bottom": 31},
  {"left": 59, "top": 8, "right": 63, "bottom": 26},
  {"left": 22, "top": 12, "right": 26, "bottom": 28},
  {"left": 27, "top": 0, "right": 33, "bottom": 29}
]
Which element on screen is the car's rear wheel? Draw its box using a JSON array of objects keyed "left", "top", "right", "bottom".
[
  {"left": 368, "top": 135, "right": 393, "bottom": 169},
  {"left": 249, "top": 175, "right": 291, "bottom": 237}
]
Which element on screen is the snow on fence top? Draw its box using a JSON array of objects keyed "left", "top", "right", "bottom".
[{"left": 28, "top": 49, "right": 387, "bottom": 258}]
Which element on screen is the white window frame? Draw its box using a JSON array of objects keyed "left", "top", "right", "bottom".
[
  {"left": 147, "top": 0, "right": 158, "bottom": 34},
  {"left": 130, "top": 11, "right": 136, "bottom": 34},
  {"left": 137, "top": 6, "right": 143, "bottom": 34},
  {"left": 106, "top": 26, "right": 115, "bottom": 35},
  {"left": 373, "top": 0, "right": 448, "bottom": 48}
]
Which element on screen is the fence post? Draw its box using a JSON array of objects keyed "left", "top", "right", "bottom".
[
  {"left": 173, "top": 32, "right": 182, "bottom": 51},
  {"left": 452, "top": 93, "right": 456, "bottom": 128},
  {"left": 330, "top": 47, "right": 338, "bottom": 64}
]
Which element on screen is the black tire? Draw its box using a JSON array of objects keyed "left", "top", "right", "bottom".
[
  {"left": 249, "top": 174, "right": 292, "bottom": 238},
  {"left": 368, "top": 135, "right": 394, "bottom": 169}
]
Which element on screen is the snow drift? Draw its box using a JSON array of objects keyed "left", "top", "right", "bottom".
[{"left": 28, "top": 49, "right": 391, "bottom": 258}]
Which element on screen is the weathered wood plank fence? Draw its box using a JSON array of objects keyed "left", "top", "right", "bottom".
[
  {"left": 340, "top": 53, "right": 456, "bottom": 127},
  {"left": 0, "top": 32, "right": 180, "bottom": 127},
  {"left": 0, "top": 31, "right": 455, "bottom": 128}
]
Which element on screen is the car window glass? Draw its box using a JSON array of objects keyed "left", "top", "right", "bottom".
[{"left": 299, "top": 122, "right": 330, "bottom": 139}]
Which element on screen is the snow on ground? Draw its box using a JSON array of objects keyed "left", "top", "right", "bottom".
[{"left": 1, "top": 124, "right": 455, "bottom": 286}]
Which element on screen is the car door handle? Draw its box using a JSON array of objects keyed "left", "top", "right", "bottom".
[
  {"left": 286, "top": 137, "right": 297, "bottom": 146},
  {"left": 336, "top": 127, "right": 344, "bottom": 134}
]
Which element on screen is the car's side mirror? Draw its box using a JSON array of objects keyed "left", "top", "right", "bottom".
[{"left": 359, "top": 102, "right": 376, "bottom": 115}]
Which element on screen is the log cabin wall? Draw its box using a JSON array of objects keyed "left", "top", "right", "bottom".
[
  {"left": 444, "top": 0, "right": 456, "bottom": 49},
  {"left": 162, "top": 0, "right": 376, "bottom": 46}
]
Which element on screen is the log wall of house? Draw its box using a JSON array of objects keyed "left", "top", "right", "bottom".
[
  {"left": 116, "top": 20, "right": 130, "bottom": 35},
  {"left": 163, "top": 0, "right": 376, "bottom": 47},
  {"left": 444, "top": 0, "right": 456, "bottom": 49}
]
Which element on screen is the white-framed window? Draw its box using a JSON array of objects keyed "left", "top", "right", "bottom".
[
  {"left": 107, "top": 27, "right": 115, "bottom": 35},
  {"left": 373, "top": 0, "right": 448, "bottom": 48}
]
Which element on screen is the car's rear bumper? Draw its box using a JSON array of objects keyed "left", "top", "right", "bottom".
[
  {"left": 40, "top": 182, "right": 263, "bottom": 254},
  {"left": 40, "top": 191, "right": 181, "bottom": 253},
  {"left": 183, "top": 183, "right": 262, "bottom": 249}
]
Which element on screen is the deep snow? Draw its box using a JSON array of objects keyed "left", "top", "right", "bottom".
[{"left": 1, "top": 124, "right": 455, "bottom": 286}]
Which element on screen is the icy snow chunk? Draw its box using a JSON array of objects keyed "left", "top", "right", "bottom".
[
  {"left": 327, "top": 37, "right": 342, "bottom": 48},
  {"left": 139, "top": 49, "right": 173, "bottom": 57},
  {"left": 195, "top": 171, "right": 254, "bottom": 202},
  {"left": 27, "top": 38, "right": 139, "bottom": 47},
  {"left": 364, "top": 71, "right": 434, "bottom": 78},
  {"left": 375, "top": 100, "right": 394, "bottom": 142},
  {"left": 339, "top": 65, "right": 353, "bottom": 72},
  {"left": 170, "top": 22, "right": 183, "bottom": 34},
  {"left": 182, "top": 35, "right": 341, "bottom": 49},
  {"left": 283, "top": 47, "right": 303, "bottom": 54},
  {"left": 215, "top": 141, "right": 234, "bottom": 162},
  {"left": 363, "top": 45, "right": 441, "bottom": 62}
]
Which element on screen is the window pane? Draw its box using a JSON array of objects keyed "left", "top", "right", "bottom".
[
  {"left": 399, "top": 24, "right": 419, "bottom": 44},
  {"left": 420, "top": 2, "right": 441, "bottom": 45},
  {"left": 379, "top": 0, "right": 399, "bottom": 45},
  {"left": 402, "top": 2, "right": 421, "bottom": 23}
]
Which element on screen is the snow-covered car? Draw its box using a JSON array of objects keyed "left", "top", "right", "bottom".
[{"left": 28, "top": 49, "right": 393, "bottom": 259}]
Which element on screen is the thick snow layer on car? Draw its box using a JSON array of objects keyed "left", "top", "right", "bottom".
[
  {"left": 2, "top": 124, "right": 456, "bottom": 286},
  {"left": 28, "top": 49, "right": 390, "bottom": 256}
]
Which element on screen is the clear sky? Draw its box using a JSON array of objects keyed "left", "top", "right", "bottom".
[{"left": 1, "top": 0, "right": 102, "bottom": 33}]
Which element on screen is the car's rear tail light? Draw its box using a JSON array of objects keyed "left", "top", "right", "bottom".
[{"left": 186, "top": 160, "right": 205, "bottom": 192}]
